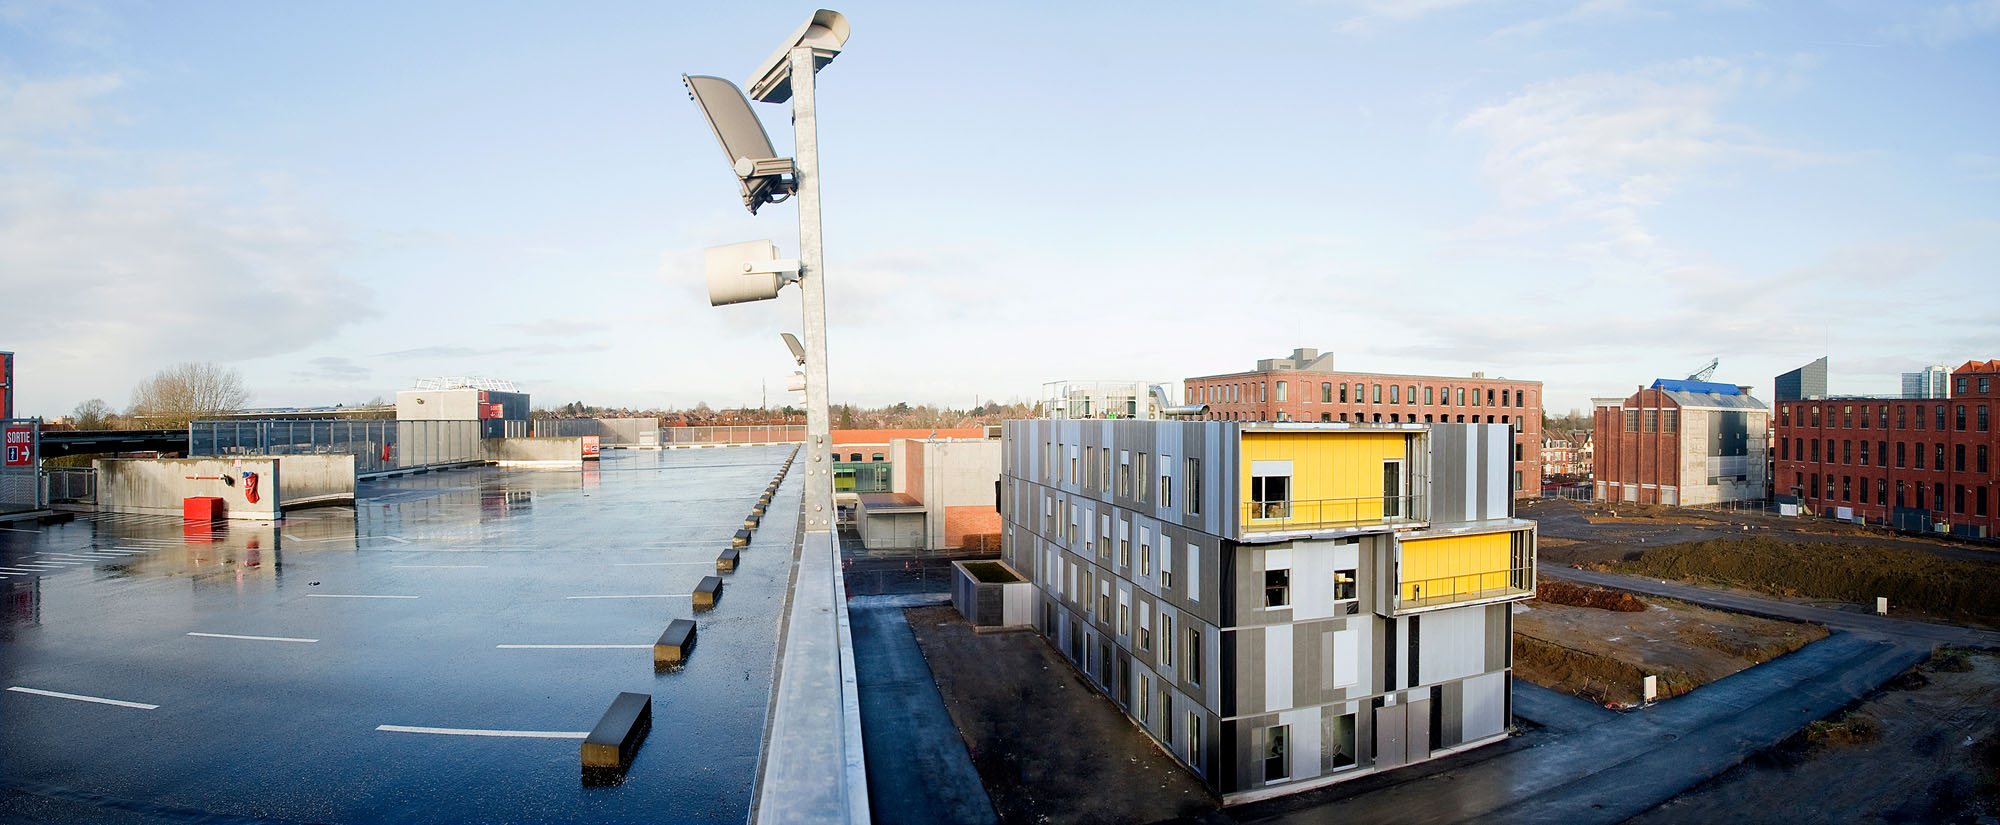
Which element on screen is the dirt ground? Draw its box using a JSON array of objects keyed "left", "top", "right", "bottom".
[
  {"left": 1513, "top": 595, "right": 1827, "bottom": 707},
  {"left": 1523, "top": 499, "right": 2000, "bottom": 628},
  {"left": 1625, "top": 649, "right": 2000, "bottom": 825},
  {"left": 903, "top": 605, "right": 1218, "bottom": 825}
]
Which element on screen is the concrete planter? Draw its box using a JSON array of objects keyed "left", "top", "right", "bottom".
[{"left": 950, "top": 559, "right": 1034, "bottom": 628}]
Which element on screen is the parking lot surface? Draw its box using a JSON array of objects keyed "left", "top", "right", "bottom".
[{"left": 1, "top": 446, "right": 796, "bottom": 824}]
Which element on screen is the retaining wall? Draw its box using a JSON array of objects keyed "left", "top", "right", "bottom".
[
  {"left": 96, "top": 457, "right": 283, "bottom": 520},
  {"left": 483, "top": 437, "right": 586, "bottom": 466}
]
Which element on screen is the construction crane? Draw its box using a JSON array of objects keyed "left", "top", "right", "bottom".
[{"left": 1686, "top": 358, "right": 1719, "bottom": 382}]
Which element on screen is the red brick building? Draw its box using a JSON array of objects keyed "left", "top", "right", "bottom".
[
  {"left": 1182, "top": 348, "right": 1543, "bottom": 496},
  {"left": 1592, "top": 380, "right": 1769, "bottom": 506},
  {"left": 1771, "top": 360, "right": 1999, "bottom": 538}
]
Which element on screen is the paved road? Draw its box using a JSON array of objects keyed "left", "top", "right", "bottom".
[
  {"left": 1543, "top": 565, "right": 2000, "bottom": 648},
  {"left": 847, "top": 596, "right": 997, "bottom": 825},
  {"left": 1234, "top": 633, "right": 1927, "bottom": 825}
]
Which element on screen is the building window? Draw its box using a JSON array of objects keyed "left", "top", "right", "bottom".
[
  {"left": 1118, "top": 451, "right": 1132, "bottom": 497},
  {"left": 1956, "top": 484, "right": 1967, "bottom": 514},
  {"left": 1322, "top": 382, "right": 1333, "bottom": 403},
  {"left": 1843, "top": 476, "right": 1851, "bottom": 501},
  {"left": 1488, "top": 389, "right": 1496, "bottom": 406},
  {"left": 1915, "top": 442, "right": 1925, "bottom": 470},
  {"left": 1389, "top": 384, "right": 1399, "bottom": 404},
  {"left": 1186, "top": 458, "right": 1201, "bottom": 515},
  {"left": 1265, "top": 568, "right": 1290, "bottom": 608},
  {"left": 1625, "top": 410, "right": 1639, "bottom": 432},
  {"left": 1843, "top": 440, "right": 1852, "bottom": 464},
  {"left": 1188, "top": 713, "right": 1203, "bottom": 774},
  {"left": 1781, "top": 438, "right": 1790, "bottom": 460},
  {"left": 1980, "top": 445, "right": 1989, "bottom": 473},
  {"left": 1139, "top": 673, "right": 1151, "bottom": 721},
  {"left": 1898, "top": 406, "right": 1907, "bottom": 429},
  {"left": 1099, "top": 584, "right": 1111, "bottom": 624},
  {"left": 1426, "top": 386, "right": 1435, "bottom": 405},
  {"left": 1408, "top": 385, "right": 1417, "bottom": 405},
  {"left": 1984, "top": 377, "right": 1993, "bottom": 394},
  {"left": 1332, "top": 713, "right": 1358, "bottom": 768},
  {"left": 1957, "top": 405, "right": 1968, "bottom": 431},
  {"left": 1252, "top": 473, "right": 1291, "bottom": 519},
  {"left": 1878, "top": 478, "right": 1887, "bottom": 507},
  {"left": 1957, "top": 444, "right": 1967, "bottom": 472},
  {"left": 1501, "top": 389, "right": 1511, "bottom": 408},
  {"left": 1938, "top": 443, "right": 1947, "bottom": 468},
  {"left": 1384, "top": 460, "right": 1404, "bottom": 518},
  {"left": 1334, "top": 569, "right": 1357, "bottom": 601},
  {"left": 1897, "top": 441, "right": 1907, "bottom": 467},
  {"left": 1644, "top": 410, "right": 1658, "bottom": 433},
  {"left": 1959, "top": 376, "right": 1970, "bottom": 394},
  {"left": 1137, "top": 452, "right": 1150, "bottom": 503},
  {"left": 1260, "top": 383, "right": 1266, "bottom": 402},
  {"left": 1101, "top": 515, "right": 1112, "bottom": 559},
  {"left": 1373, "top": 384, "right": 1383, "bottom": 404},
  {"left": 1938, "top": 406, "right": 1947, "bottom": 430},
  {"left": 1339, "top": 383, "right": 1348, "bottom": 403},
  {"left": 1276, "top": 381, "right": 1288, "bottom": 402},
  {"left": 1160, "top": 614, "right": 1174, "bottom": 667},
  {"left": 1322, "top": 413, "right": 1332, "bottom": 422},
  {"left": 1981, "top": 406, "right": 1990, "bottom": 432},
  {"left": 1187, "top": 626, "right": 1203, "bottom": 685},
  {"left": 1162, "top": 537, "right": 1174, "bottom": 589},
  {"left": 1140, "top": 529, "right": 1153, "bottom": 575},
  {"left": 1843, "top": 406, "right": 1852, "bottom": 428},
  {"left": 1264, "top": 725, "right": 1291, "bottom": 782},
  {"left": 1160, "top": 460, "right": 1173, "bottom": 508},
  {"left": 1118, "top": 601, "right": 1130, "bottom": 637},
  {"left": 1878, "top": 441, "right": 1886, "bottom": 469},
  {"left": 1188, "top": 544, "right": 1200, "bottom": 600},
  {"left": 1472, "top": 388, "right": 1482, "bottom": 407},
  {"left": 1780, "top": 406, "right": 1790, "bottom": 427}
]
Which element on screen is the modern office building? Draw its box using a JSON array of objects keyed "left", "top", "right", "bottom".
[
  {"left": 851, "top": 432, "right": 1003, "bottom": 552},
  {"left": 999, "top": 419, "right": 1535, "bottom": 801},
  {"left": 1591, "top": 379, "right": 1770, "bottom": 506},
  {"left": 1774, "top": 357, "right": 1828, "bottom": 402},
  {"left": 1902, "top": 366, "right": 1950, "bottom": 400},
  {"left": 1183, "top": 348, "right": 1544, "bottom": 498},
  {"left": 1041, "top": 380, "right": 1191, "bottom": 420},
  {"left": 1772, "top": 359, "right": 1998, "bottom": 538}
]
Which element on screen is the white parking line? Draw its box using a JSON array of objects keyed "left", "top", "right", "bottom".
[
  {"left": 375, "top": 725, "right": 586, "bottom": 738},
  {"left": 564, "top": 594, "right": 693, "bottom": 600},
  {"left": 0, "top": 526, "right": 42, "bottom": 533},
  {"left": 306, "top": 594, "right": 419, "bottom": 599},
  {"left": 612, "top": 562, "right": 712, "bottom": 567},
  {"left": 393, "top": 565, "right": 488, "bottom": 569},
  {"left": 187, "top": 632, "right": 319, "bottom": 643},
  {"left": 7, "top": 686, "right": 159, "bottom": 710},
  {"left": 0, "top": 567, "right": 36, "bottom": 573},
  {"left": 495, "top": 644, "right": 651, "bottom": 649}
]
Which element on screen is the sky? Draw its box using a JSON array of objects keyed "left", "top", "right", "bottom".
[{"left": 3, "top": 0, "right": 1996, "bottom": 420}]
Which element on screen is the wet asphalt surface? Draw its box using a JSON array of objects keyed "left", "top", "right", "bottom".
[{"left": 0, "top": 446, "right": 797, "bottom": 824}]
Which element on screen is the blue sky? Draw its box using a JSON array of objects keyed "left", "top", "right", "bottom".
[{"left": 3, "top": 0, "right": 1996, "bottom": 419}]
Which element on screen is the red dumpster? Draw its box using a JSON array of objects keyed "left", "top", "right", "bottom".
[{"left": 183, "top": 496, "right": 226, "bottom": 523}]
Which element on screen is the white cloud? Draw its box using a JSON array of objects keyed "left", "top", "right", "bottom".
[
  {"left": 1885, "top": 0, "right": 2000, "bottom": 46},
  {"left": 1323, "top": 0, "right": 1499, "bottom": 33}
]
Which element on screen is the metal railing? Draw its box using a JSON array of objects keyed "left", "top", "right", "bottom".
[
  {"left": 1240, "top": 495, "right": 1426, "bottom": 533},
  {"left": 46, "top": 467, "right": 95, "bottom": 504},
  {"left": 660, "top": 425, "right": 807, "bottom": 446},
  {"left": 1397, "top": 567, "right": 1534, "bottom": 611},
  {"left": 189, "top": 419, "right": 481, "bottom": 476}
]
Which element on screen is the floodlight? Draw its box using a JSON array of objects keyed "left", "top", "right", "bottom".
[
  {"left": 684, "top": 74, "right": 795, "bottom": 213},
  {"left": 747, "top": 10, "right": 850, "bottom": 103},
  {"left": 781, "top": 333, "right": 806, "bottom": 365},
  {"left": 706, "top": 240, "right": 801, "bottom": 306},
  {"left": 786, "top": 371, "right": 806, "bottom": 392}
]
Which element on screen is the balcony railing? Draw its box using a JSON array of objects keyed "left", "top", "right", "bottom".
[
  {"left": 1240, "top": 494, "right": 1425, "bottom": 533},
  {"left": 1395, "top": 567, "right": 1534, "bottom": 612}
]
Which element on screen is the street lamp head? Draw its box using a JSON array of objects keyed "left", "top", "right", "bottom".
[
  {"left": 780, "top": 333, "right": 807, "bottom": 365},
  {"left": 684, "top": 74, "right": 796, "bottom": 213},
  {"left": 747, "top": 9, "right": 849, "bottom": 103},
  {"left": 705, "top": 240, "right": 801, "bottom": 306}
]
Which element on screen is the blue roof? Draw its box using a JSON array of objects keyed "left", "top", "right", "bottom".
[{"left": 1650, "top": 378, "right": 1741, "bottom": 395}]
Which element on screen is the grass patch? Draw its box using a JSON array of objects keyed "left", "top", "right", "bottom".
[
  {"left": 1612, "top": 537, "right": 2000, "bottom": 623},
  {"left": 1927, "top": 647, "right": 1976, "bottom": 673},
  {"left": 1806, "top": 712, "right": 1881, "bottom": 746}
]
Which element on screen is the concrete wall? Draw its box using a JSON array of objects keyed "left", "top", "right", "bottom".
[
  {"left": 96, "top": 457, "right": 283, "bottom": 520},
  {"left": 482, "top": 437, "right": 586, "bottom": 466},
  {"left": 278, "top": 455, "right": 357, "bottom": 507}
]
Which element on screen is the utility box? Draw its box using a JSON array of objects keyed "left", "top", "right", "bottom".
[{"left": 183, "top": 496, "right": 225, "bottom": 523}]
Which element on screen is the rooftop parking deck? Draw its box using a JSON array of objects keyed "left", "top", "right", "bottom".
[{"left": 0, "top": 446, "right": 798, "bottom": 824}]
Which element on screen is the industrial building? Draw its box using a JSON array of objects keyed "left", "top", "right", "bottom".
[
  {"left": 1182, "top": 349, "right": 1544, "bottom": 498},
  {"left": 1591, "top": 379, "right": 1769, "bottom": 506},
  {"left": 998, "top": 419, "right": 1535, "bottom": 801},
  {"left": 1772, "top": 359, "right": 1998, "bottom": 538},
  {"left": 396, "top": 377, "right": 531, "bottom": 438}
]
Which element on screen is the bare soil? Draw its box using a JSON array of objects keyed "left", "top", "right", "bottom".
[
  {"left": 1513, "top": 596, "right": 1827, "bottom": 707},
  {"left": 1625, "top": 649, "right": 2000, "bottom": 825},
  {"left": 904, "top": 605, "right": 1218, "bottom": 825}
]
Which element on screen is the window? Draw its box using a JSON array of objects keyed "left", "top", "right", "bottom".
[
  {"left": 1259, "top": 383, "right": 1266, "bottom": 402},
  {"left": 850, "top": 452, "right": 863, "bottom": 461},
  {"left": 1980, "top": 445, "right": 1989, "bottom": 473},
  {"left": 1488, "top": 389, "right": 1496, "bottom": 406},
  {"left": 1408, "top": 385, "right": 1417, "bottom": 405},
  {"left": 1389, "top": 384, "right": 1399, "bottom": 404},
  {"left": 1781, "top": 438, "right": 1790, "bottom": 460},
  {"left": 1331, "top": 713, "right": 1357, "bottom": 768},
  {"left": 1898, "top": 406, "right": 1907, "bottom": 429},
  {"left": 1373, "top": 384, "right": 1383, "bottom": 404},
  {"left": 1187, "top": 626, "right": 1203, "bottom": 685},
  {"left": 1118, "top": 451, "right": 1131, "bottom": 497},
  {"left": 1339, "top": 383, "right": 1348, "bottom": 403},
  {"left": 1959, "top": 376, "right": 1970, "bottom": 394},
  {"left": 1938, "top": 406, "right": 1947, "bottom": 430},
  {"left": 1160, "top": 458, "right": 1173, "bottom": 508},
  {"left": 1916, "top": 406, "right": 1926, "bottom": 430},
  {"left": 1252, "top": 471, "right": 1291, "bottom": 519},
  {"left": 1957, "top": 444, "right": 1967, "bottom": 472},
  {"left": 1878, "top": 478, "right": 1887, "bottom": 507},
  {"left": 1938, "top": 443, "right": 1947, "bottom": 468},
  {"left": 1426, "top": 386, "right": 1435, "bottom": 404},
  {"left": 1915, "top": 442, "right": 1925, "bottom": 470},
  {"left": 1139, "top": 673, "right": 1151, "bottom": 720},
  {"left": 1985, "top": 377, "right": 1994, "bottom": 394},
  {"left": 1897, "top": 441, "right": 1907, "bottom": 467},
  {"left": 1137, "top": 452, "right": 1150, "bottom": 503},
  {"left": 1878, "top": 441, "right": 1887, "bottom": 469},
  {"left": 1454, "top": 388, "right": 1462, "bottom": 406},
  {"left": 1188, "top": 713, "right": 1203, "bottom": 774},
  {"left": 1162, "top": 537, "right": 1174, "bottom": 589},
  {"left": 1119, "top": 524, "right": 1131, "bottom": 568},
  {"left": 1333, "top": 569, "right": 1357, "bottom": 601},
  {"left": 1515, "top": 390, "right": 1524, "bottom": 407},
  {"left": 1265, "top": 568, "right": 1290, "bottom": 607},
  {"left": 1160, "top": 614, "right": 1174, "bottom": 667},
  {"left": 1812, "top": 406, "right": 1821, "bottom": 427},
  {"left": 1644, "top": 409, "right": 1658, "bottom": 432},
  {"left": 1101, "top": 515, "right": 1112, "bottom": 558},
  {"left": 1781, "top": 406, "right": 1791, "bottom": 427},
  {"left": 1501, "top": 389, "right": 1511, "bottom": 407},
  {"left": 1161, "top": 688, "right": 1174, "bottom": 742},
  {"left": 1625, "top": 410, "right": 1640, "bottom": 432},
  {"left": 1188, "top": 544, "right": 1201, "bottom": 601},
  {"left": 1842, "top": 440, "right": 1851, "bottom": 465},
  {"left": 1322, "top": 383, "right": 1332, "bottom": 403},
  {"left": 1118, "top": 600, "right": 1130, "bottom": 637},
  {"left": 1264, "top": 725, "right": 1290, "bottom": 782},
  {"left": 1383, "top": 460, "right": 1404, "bottom": 518},
  {"left": 1982, "top": 406, "right": 1990, "bottom": 432},
  {"left": 1276, "top": 381, "right": 1288, "bottom": 402},
  {"left": 1099, "top": 582, "right": 1111, "bottom": 624},
  {"left": 1186, "top": 458, "right": 1201, "bottom": 515},
  {"left": 1472, "top": 388, "right": 1482, "bottom": 406},
  {"left": 1140, "top": 528, "right": 1153, "bottom": 575},
  {"left": 1957, "top": 405, "right": 1968, "bottom": 431},
  {"left": 1879, "top": 406, "right": 1889, "bottom": 428}
]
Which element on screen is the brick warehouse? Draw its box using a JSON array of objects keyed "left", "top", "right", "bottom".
[
  {"left": 1183, "top": 348, "right": 1543, "bottom": 498},
  {"left": 1771, "top": 359, "right": 2000, "bottom": 539},
  {"left": 1591, "top": 379, "right": 1770, "bottom": 506}
]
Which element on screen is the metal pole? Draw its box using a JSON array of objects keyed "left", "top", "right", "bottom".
[{"left": 791, "top": 44, "right": 834, "bottom": 536}]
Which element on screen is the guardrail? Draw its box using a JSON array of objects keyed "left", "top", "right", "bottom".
[
  {"left": 1240, "top": 495, "right": 1426, "bottom": 533},
  {"left": 661, "top": 425, "right": 808, "bottom": 446},
  {"left": 1396, "top": 568, "right": 1533, "bottom": 611}
]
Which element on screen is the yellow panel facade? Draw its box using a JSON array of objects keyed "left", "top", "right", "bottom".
[
  {"left": 1240, "top": 431, "right": 1410, "bottom": 530},
  {"left": 1399, "top": 531, "right": 1515, "bottom": 603}
]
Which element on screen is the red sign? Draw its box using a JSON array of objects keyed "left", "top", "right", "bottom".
[
  {"left": 3, "top": 426, "right": 30, "bottom": 466},
  {"left": 489, "top": 403, "right": 505, "bottom": 419},
  {"left": 582, "top": 435, "right": 601, "bottom": 458}
]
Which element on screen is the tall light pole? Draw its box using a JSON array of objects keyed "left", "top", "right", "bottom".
[{"left": 686, "top": 11, "right": 864, "bottom": 824}]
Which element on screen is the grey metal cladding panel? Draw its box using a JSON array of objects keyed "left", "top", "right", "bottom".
[
  {"left": 1429, "top": 425, "right": 1470, "bottom": 523},
  {"left": 1232, "top": 624, "right": 1264, "bottom": 717},
  {"left": 1485, "top": 604, "right": 1508, "bottom": 673}
]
